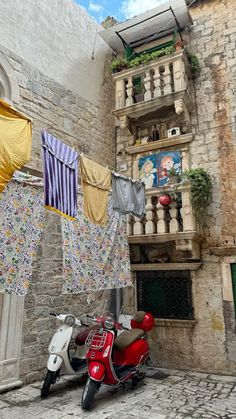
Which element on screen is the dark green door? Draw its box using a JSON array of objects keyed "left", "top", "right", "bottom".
[{"left": 230, "top": 264, "right": 236, "bottom": 316}]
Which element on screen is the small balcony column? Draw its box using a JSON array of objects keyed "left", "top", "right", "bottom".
[
  {"left": 115, "top": 79, "right": 126, "bottom": 109},
  {"left": 144, "top": 70, "right": 152, "bottom": 101},
  {"left": 156, "top": 201, "right": 167, "bottom": 233},
  {"left": 173, "top": 57, "right": 187, "bottom": 92},
  {"left": 145, "top": 196, "right": 155, "bottom": 234},
  {"left": 133, "top": 216, "right": 144, "bottom": 235},
  {"left": 153, "top": 66, "right": 162, "bottom": 98},
  {"left": 163, "top": 64, "right": 172, "bottom": 95},
  {"left": 125, "top": 76, "right": 134, "bottom": 106},
  {"left": 169, "top": 200, "right": 180, "bottom": 233},
  {"left": 182, "top": 188, "right": 196, "bottom": 232}
]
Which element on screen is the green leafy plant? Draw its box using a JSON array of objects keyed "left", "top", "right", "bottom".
[
  {"left": 110, "top": 57, "right": 127, "bottom": 73},
  {"left": 129, "top": 46, "right": 175, "bottom": 68},
  {"left": 182, "top": 168, "right": 212, "bottom": 219},
  {"left": 111, "top": 45, "right": 176, "bottom": 73},
  {"left": 185, "top": 49, "right": 200, "bottom": 77},
  {"left": 168, "top": 167, "right": 178, "bottom": 177}
]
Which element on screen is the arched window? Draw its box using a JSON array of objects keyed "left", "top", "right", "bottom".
[{"left": 0, "top": 52, "right": 19, "bottom": 103}]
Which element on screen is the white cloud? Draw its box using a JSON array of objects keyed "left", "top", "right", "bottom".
[
  {"left": 121, "top": 0, "right": 167, "bottom": 19},
  {"left": 88, "top": 1, "right": 102, "bottom": 13}
]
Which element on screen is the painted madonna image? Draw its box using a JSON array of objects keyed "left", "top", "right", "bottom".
[
  {"left": 157, "top": 151, "right": 182, "bottom": 187},
  {"left": 139, "top": 155, "right": 157, "bottom": 189}
]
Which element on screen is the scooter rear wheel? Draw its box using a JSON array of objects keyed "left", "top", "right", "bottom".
[
  {"left": 81, "top": 377, "right": 100, "bottom": 410},
  {"left": 41, "top": 370, "right": 56, "bottom": 398}
]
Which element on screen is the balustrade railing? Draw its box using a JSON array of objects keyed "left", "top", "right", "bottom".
[
  {"left": 113, "top": 50, "right": 190, "bottom": 110},
  {"left": 127, "top": 183, "right": 201, "bottom": 238}
]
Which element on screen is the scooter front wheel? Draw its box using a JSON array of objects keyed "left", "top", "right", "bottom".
[
  {"left": 81, "top": 377, "right": 100, "bottom": 410},
  {"left": 41, "top": 370, "right": 57, "bottom": 398}
]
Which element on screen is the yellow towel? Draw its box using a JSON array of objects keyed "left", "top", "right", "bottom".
[
  {"left": 0, "top": 99, "right": 32, "bottom": 193},
  {"left": 80, "top": 155, "right": 111, "bottom": 226}
]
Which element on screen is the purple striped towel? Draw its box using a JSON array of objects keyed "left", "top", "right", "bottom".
[{"left": 41, "top": 130, "right": 78, "bottom": 219}]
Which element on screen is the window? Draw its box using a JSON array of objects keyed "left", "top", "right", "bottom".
[{"left": 136, "top": 270, "right": 193, "bottom": 320}]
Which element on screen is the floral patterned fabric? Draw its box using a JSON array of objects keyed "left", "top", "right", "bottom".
[
  {"left": 61, "top": 193, "right": 132, "bottom": 294},
  {"left": 0, "top": 174, "right": 44, "bottom": 295}
]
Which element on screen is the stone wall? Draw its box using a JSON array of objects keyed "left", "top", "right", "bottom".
[
  {"left": 0, "top": 35, "right": 114, "bottom": 382},
  {"left": 119, "top": 0, "right": 236, "bottom": 374},
  {"left": 0, "top": 0, "right": 111, "bottom": 104}
]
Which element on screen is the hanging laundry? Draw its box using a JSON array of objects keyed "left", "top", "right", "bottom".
[
  {"left": 0, "top": 99, "right": 32, "bottom": 193},
  {"left": 61, "top": 191, "right": 132, "bottom": 294},
  {"left": 0, "top": 173, "right": 44, "bottom": 295},
  {"left": 41, "top": 130, "right": 78, "bottom": 219},
  {"left": 112, "top": 172, "right": 146, "bottom": 217},
  {"left": 80, "top": 154, "right": 111, "bottom": 226}
]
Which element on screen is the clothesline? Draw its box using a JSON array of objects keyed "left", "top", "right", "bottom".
[{"left": 0, "top": 99, "right": 146, "bottom": 224}]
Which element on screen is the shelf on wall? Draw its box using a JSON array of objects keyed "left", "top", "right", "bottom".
[{"left": 126, "top": 133, "right": 193, "bottom": 155}]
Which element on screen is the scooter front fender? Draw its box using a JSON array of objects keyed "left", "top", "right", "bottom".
[
  {"left": 88, "top": 361, "right": 105, "bottom": 382},
  {"left": 47, "top": 354, "right": 63, "bottom": 372}
]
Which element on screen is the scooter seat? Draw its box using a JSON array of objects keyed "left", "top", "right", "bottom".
[
  {"left": 75, "top": 325, "right": 98, "bottom": 346},
  {"left": 114, "top": 328, "right": 145, "bottom": 351}
]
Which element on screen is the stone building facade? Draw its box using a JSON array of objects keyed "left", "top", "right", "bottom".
[
  {"left": 110, "top": 0, "right": 236, "bottom": 375},
  {"left": 1, "top": 0, "right": 236, "bottom": 392},
  {"left": 0, "top": 0, "right": 115, "bottom": 390}
]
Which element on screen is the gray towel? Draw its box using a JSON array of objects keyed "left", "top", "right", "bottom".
[{"left": 112, "top": 172, "right": 145, "bottom": 217}]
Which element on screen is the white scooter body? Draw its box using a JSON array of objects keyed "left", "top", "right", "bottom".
[{"left": 47, "top": 314, "right": 87, "bottom": 376}]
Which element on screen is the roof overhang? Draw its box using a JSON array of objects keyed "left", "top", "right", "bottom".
[{"left": 99, "top": 0, "right": 193, "bottom": 52}]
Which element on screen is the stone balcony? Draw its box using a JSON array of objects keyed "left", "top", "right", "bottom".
[
  {"left": 113, "top": 50, "right": 193, "bottom": 131},
  {"left": 127, "top": 182, "right": 202, "bottom": 260}
]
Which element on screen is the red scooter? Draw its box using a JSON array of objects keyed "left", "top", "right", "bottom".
[{"left": 81, "top": 311, "right": 154, "bottom": 410}]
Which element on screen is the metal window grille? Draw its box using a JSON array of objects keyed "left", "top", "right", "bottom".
[{"left": 137, "top": 270, "right": 193, "bottom": 320}]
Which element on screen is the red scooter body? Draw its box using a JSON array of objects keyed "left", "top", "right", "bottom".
[
  {"left": 113, "top": 338, "right": 149, "bottom": 369},
  {"left": 82, "top": 311, "right": 154, "bottom": 410}
]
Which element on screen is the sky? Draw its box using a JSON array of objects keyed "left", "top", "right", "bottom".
[{"left": 75, "top": 0, "right": 167, "bottom": 23}]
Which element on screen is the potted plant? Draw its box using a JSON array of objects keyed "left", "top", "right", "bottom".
[
  {"left": 175, "top": 39, "right": 184, "bottom": 52},
  {"left": 110, "top": 57, "right": 127, "bottom": 73},
  {"left": 133, "top": 77, "right": 144, "bottom": 103},
  {"left": 168, "top": 168, "right": 180, "bottom": 184},
  {"left": 182, "top": 168, "right": 212, "bottom": 219}
]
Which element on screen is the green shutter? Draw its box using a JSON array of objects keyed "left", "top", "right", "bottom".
[{"left": 231, "top": 264, "right": 236, "bottom": 316}]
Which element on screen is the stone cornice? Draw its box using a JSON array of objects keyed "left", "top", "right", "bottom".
[{"left": 126, "top": 133, "right": 193, "bottom": 155}]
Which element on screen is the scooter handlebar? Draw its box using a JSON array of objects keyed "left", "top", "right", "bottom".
[{"left": 49, "top": 312, "right": 58, "bottom": 317}]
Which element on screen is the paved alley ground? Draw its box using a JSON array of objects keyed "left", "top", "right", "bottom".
[{"left": 1, "top": 368, "right": 236, "bottom": 418}]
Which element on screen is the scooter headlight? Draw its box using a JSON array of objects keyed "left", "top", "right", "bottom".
[
  {"left": 65, "top": 314, "right": 75, "bottom": 327},
  {"left": 104, "top": 317, "right": 115, "bottom": 330}
]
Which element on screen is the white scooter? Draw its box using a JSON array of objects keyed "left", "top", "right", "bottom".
[{"left": 41, "top": 312, "right": 91, "bottom": 398}]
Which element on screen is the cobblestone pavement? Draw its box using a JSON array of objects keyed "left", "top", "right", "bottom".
[{"left": 1, "top": 368, "right": 236, "bottom": 418}]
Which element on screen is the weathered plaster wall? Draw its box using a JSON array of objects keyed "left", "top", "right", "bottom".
[{"left": 0, "top": 0, "right": 111, "bottom": 105}]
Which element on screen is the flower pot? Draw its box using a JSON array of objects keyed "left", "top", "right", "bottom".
[
  {"left": 175, "top": 45, "right": 183, "bottom": 52},
  {"left": 159, "top": 194, "right": 171, "bottom": 206},
  {"left": 134, "top": 93, "right": 144, "bottom": 103}
]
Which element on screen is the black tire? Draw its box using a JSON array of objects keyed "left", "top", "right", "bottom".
[
  {"left": 134, "top": 371, "right": 146, "bottom": 381},
  {"left": 81, "top": 378, "right": 100, "bottom": 410},
  {"left": 41, "top": 370, "right": 56, "bottom": 398}
]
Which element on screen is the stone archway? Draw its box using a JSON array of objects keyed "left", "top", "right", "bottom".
[
  {"left": 0, "top": 52, "right": 20, "bottom": 103},
  {"left": 0, "top": 53, "right": 24, "bottom": 391}
]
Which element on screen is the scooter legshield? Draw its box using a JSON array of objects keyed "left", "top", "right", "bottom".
[
  {"left": 47, "top": 354, "right": 63, "bottom": 372},
  {"left": 88, "top": 361, "right": 105, "bottom": 382}
]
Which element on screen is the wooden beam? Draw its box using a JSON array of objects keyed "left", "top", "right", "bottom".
[{"left": 131, "top": 262, "right": 202, "bottom": 271}]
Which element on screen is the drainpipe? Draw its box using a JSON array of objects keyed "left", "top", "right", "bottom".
[{"left": 114, "top": 125, "right": 123, "bottom": 320}]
